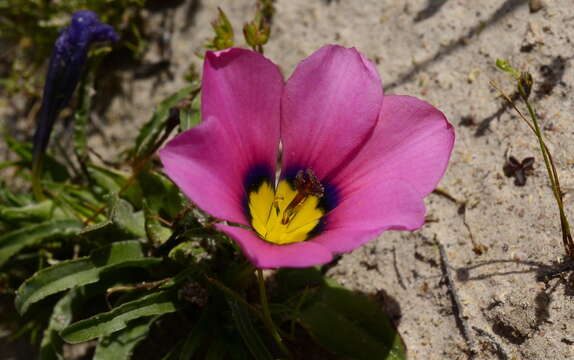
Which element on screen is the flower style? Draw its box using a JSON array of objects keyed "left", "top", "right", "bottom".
[{"left": 160, "top": 45, "right": 454, "bottom": 269}]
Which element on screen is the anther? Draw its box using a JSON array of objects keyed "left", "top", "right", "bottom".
[{"left": 281, "top": 169, "right": 324, "bottom": 225}]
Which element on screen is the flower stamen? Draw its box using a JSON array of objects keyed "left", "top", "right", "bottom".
[
  {"left": 247, "top": 168, "right": 325, "bottom": 245},
  {"left": 281, "top": 169, "right": 324, "bottom": 225}
]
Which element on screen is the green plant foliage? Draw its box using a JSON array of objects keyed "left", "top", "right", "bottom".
[
  {"left": 15, "top": 240, "right": 160, "bottom": 315},
  {"left": 79, "top": 195, "right": 146, "bottom": 242},
  {"left": 60, "top": 290, "right": 183, "bottom": 343},
  {"left": 73, "top": 70, "right": 94, "bottom": 161},
  {"left": 206, "top": 7, "right": 234, "bottom": 51},
  {"left": 133, "top": 84, "right": 200, "bottom": 162},
  {"left": 93, "top": 316, "right": 156, "bottom": 360},
  {"left": 0, "top": 0, "right": 145, "bottom": 97},
  {"left": 0, "top": 200, "right": 54, "bottom": 222},
  {"left": 39, "top": 288, "right": 85, "bottom": 360},
  {"left": 227, "top": 296, "right": 273, "bottom": 360},
  {"left": 0, "top": 219, "right": 81, "bottom": 267},
  {"left": 5, "top": 136, "right": 70, "bottom": 182},
  {"left": 179, "top": 95, "right": 201, "bottom": 132},
  {"left": 276, "top": 268, "right": 406, "bottom": 360},
  {"left": 0, "top": 6, "right": 413, "bottom": 355},
  {"left": 300, "top": 285, "right": 406, "bottom": 360},
  {"left": 178, "top": 310, "right": 211, "bottom": 360}
]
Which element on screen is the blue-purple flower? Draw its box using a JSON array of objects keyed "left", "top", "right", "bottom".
[{"left": 32, "top": 11, "right": 118, "bottom": 194}]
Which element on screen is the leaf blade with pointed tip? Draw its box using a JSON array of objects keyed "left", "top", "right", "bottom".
[
  {"left": 300, "top": 282, "right": 406, "bottom": 360},
  {"left": 60, "top": 290, "right": 183, "bottom": 344},
  {"left": 93, "top": 316, "right": 156, "bottom": 360},
  {"left": 0, "top": 219, "right": 81, "bottom": 267},
  {"left": 15, "top": 240, "right": 161, "bottom": 315}
]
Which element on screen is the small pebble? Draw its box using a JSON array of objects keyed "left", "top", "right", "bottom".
[{"left": 529, "top": 0, "right": 545, "bottom": 13}]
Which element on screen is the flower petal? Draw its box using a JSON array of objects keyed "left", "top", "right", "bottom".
[
  {"left": 331, "top": 95, "right": 455, "bottom": 199},
  {"left": 216, "top": 224, "right": 333, "bottom": 269},
  {"left": 281, "top": 45, "right": 383, "bottom": 181},
  {"left": 159, "top": 48, "right": 283, "bottom": 224},
  {"left": 312, "top": 179, "right": 426, "bottom": 253}
]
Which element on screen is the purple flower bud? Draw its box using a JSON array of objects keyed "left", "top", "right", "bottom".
[{"left": 32, "top": 11, "right": 118, "bottom": 197}]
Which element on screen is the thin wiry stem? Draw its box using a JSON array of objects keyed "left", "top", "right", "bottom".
[
  {"left": 491, "top": 80, "right": 574, "bottom": 258},
  {"left": 257, "top": 268, "right": 291, "bottom": 358},
  {"left": 523, "top": 98, "right": 573, "bottom": 257}
]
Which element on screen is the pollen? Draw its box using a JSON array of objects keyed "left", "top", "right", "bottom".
[{"left": 248, "top": 170, "right": 325, "bottom": 245}]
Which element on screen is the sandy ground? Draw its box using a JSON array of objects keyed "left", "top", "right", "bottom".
[{"left": 3, "top": 0, "right": 574, "bottom": 359}]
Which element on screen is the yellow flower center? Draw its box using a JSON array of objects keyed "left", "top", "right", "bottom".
[{"left": 247, "top": 171, "right": 325, "bottom": 245}]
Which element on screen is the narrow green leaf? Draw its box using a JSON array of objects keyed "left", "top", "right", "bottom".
[
  {"left": 93, "top": 316, "right": 156, "bottom": 360},
  {"left": 137, "top": 170, "right": 185, "bottom": 219},
  {"left": 0, "top": 184, "right": 33, "bottom": 207},
  {"left": 179, "top": 309, "right": 211, "bottom": 360},
  {"left": 73, "top": 69, "right": 94, "bottom": 161},
  {"left": 61, "top": 290, "right": 183, "bottom": 343},
  {"left": 80, "top": 195, "right": 146, "bottom": 242},
  {"left": 300, "top": 282, "right": 406, "bottom": 360},
  {"left": 40, "top": 288, "right": 86, "bottom": 360},
  {"left": 495, "top": 58, "right": 520, "bottom": 79},
  {"left": 107, "top": 195, "right": 146, "bottom": 238},
  {"left": 143, "top": 200, "right": 172, "bottom": 246},
  {"left": 86, "top": 164, "right": 142, "bottom": 206},
  {"left": 134, "top": 85, "right": 198, "bottom": 159},
  {"left": 162, "top": 341, "right": 184, "bottom": 360},
  {"left": 179, "top": 95, "right": 201, "bottom": 132},
  {"left": 0, "top": 200, "right": 54, "bottom": 222},
  {"left": 207, "top": 7, "right": 234, "bottom": 50},
  {"left": 0, "top": 219, "right": 81, "bottom": 267},
  {"left": 227, "top": 297, "right": 273, "bottom": 360},
  {"left": 15, "top": 240, "right": 160, "bottom": 314},
  {"left": 4, "top": 135, "right": 70, "bottom": 181}
]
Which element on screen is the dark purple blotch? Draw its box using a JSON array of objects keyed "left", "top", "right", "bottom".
[{"left": 503, "top": 156, "right": 535, "bottom": 187}]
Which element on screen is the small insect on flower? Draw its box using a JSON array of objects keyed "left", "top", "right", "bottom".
[{"left": 160, "top": 46, "right": 455, "bottom": 269}]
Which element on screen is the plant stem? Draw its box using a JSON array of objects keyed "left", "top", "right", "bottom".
[
  {"left": 491, "top": 79, "right": 574, "bottom": 259},
  {"left": 523, "top": 98, "right": 574, "bottom": 258},
  {"left": 31, "top": 156, "right": 45, "bottom": 201},
  {"left": 257, "top": 268, "right": 291, "bottom": 358}
]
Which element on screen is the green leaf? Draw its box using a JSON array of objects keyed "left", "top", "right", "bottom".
[
  {"left": 0, "top": 200, "right": 54, "bottom": 222},
  {"left": 40, "top": 288, "right": 86, "bottom": 360},
  {"left": 0, "top": 184, "right": 33, "bottom": 207},
  {"left": 73, "top": 69, "right": 94, "bottom": 161},
  {"left": 93, "top": 316, "right": 156, "bottom": 360},
  {"left": 15, "top": 240, "right": 160, "bottom": 315},
  {"left": 137, "top": 170, "right": 185, "bottom": 219},
  {"left": 60, "top": 290, "right": 183, "bottom": 344},
  {"left": 80, "top": 195, "right": 146, "bottom": 242},
  {"left": 178, "top": 309, "right": 211, "bottom": 360},
  {"left": 273, "top": 267, "right": 325, "bottom": 300},
  {"left": 0, "top": 219, "right": 81, "bottom": 267},
  {"left": 299, "top": 281, "right": 406, "bottom": 360},
  {"left": 227, "top": 297, "right": 273, "bottom": 360},
  {"left": 106, "top": 195, "right": 146, "bottom": 238},
  {"left": 207, "top": 7, "right": 234, "bottom": 50},
  {"left": 134, "top": 85, "right": 198, "bottom": 160},
  {"left": 86, "top": 164, "right": 142, "bottom": 206},
  {"left": 495, "top": 59, "right": 520, "bottom": 79},
  {"left": 4, "top": 135, "right": 70, "bottom": 181},
  {"left": 179, "top": 95, "right": 201, "bottom": 132},
  {"left": 143, "top": 200, "right": 172, "bottom": 246}
]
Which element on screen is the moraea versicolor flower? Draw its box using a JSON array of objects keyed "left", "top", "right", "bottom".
[
  {"left": 160, "top": 46, "right": 455, "bottom": 269},
  {"left": 32, "top": 11, "right": 118, "bottom": 195}
]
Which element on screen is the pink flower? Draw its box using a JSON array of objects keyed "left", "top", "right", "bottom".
[{"left": 160, "top": 45, "right": 454, "bottom": 269}]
